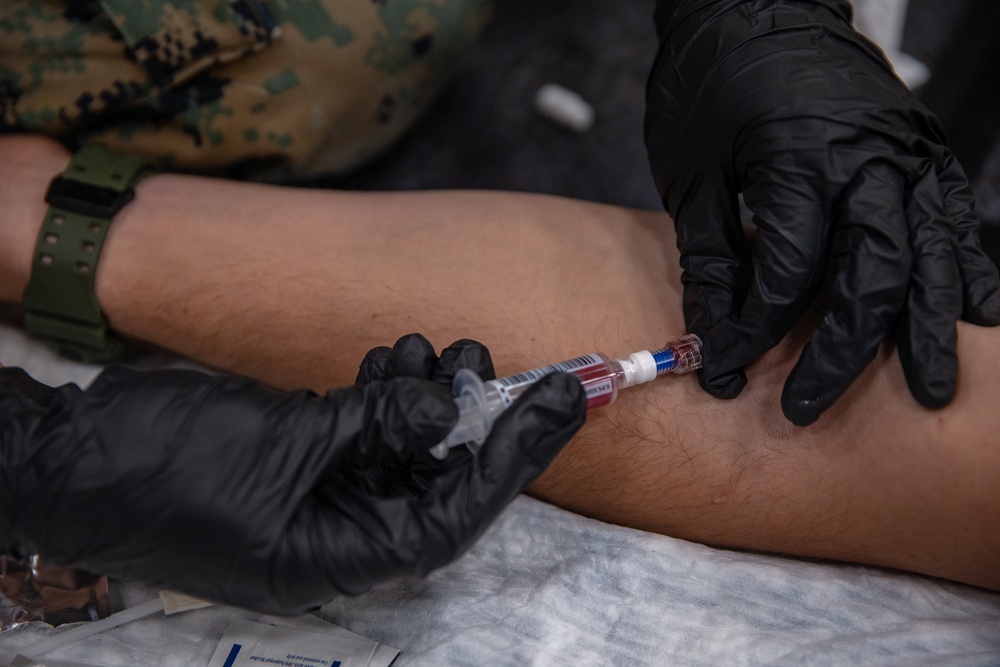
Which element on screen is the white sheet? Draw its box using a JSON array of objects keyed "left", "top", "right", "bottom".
[{"left": 2, "top": 323, "right": 1000, "bottom": 666}]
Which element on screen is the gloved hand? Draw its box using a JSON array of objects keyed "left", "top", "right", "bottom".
[
  {"left": 355, "top": 332, "right": 495, "bottom": 389},
  {"left": 354, "top": 334, "right": 595, "bottom": 495},
  {"left": 353, "top": 333, "right": 505, "bottom": 494},
  {"left": 0, "top": 353, "right": 584, "bottom": 614},
  {"left": 645, "top": 0, "right": 1000, "bottom": 425}
]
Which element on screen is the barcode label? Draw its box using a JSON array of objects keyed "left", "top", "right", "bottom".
[
  {"left": 495, "top": 354, "right": 604, "bottom": 388},
  {"left": 490, "top": 354, "right": 605, "bottom": 407}
]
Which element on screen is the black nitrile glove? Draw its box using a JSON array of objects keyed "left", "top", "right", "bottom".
[
  {"left": 0, "top": 358, "right": 584, "bottom": 614},
  {"left": 355, "top": 333, "right": 495, "bottom": 388},
  {"left": 645, "top": 0, "right": 1000, "bottom": 425},
  {"left": 355, "top": 333, "right": 554, "bottom": 493}
]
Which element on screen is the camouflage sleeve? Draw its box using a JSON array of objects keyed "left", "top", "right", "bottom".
[{"left": 0, "top": 0, "right": 491, "bottom": 180}]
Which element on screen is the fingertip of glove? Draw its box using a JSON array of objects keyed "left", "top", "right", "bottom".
[
  {"left": 965, "top": 288, "right": 1000, "bottom": 327},
  {"left": 698, "top": 367, "right": 746, "bottom": 399},
  {"left": 394, "top": 332, "right": 435, "bottom": 350},
  {"left": 435, "top": 339, "right": 496, "bottom": 382},
  {"left": 781, "top": 370, "right": 934, "bottom": 427},
  {"left": 780, "top": 367, "right": 836, "bottom": 427},
  {"left": 780, "top": 392, "right": 821, "bottom": 427},
  {"left": 355, "top": 346, "right": 392, "bottom": 384},
  {"left": 907, "top": 374, "right": 956, "bottom": 411},
  {"left": 898, "top": 335, "right": 958, "bottom": 411},
  {"left": 913, "top": 389, "right": 955, "bottom": 411},
  {"left": 388, "top": 334, "right": 438, "bottom": 379}
]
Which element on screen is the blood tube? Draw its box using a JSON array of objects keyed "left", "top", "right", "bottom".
[{"left": 430, "top": 334, "right": 701, "bottom": 458}]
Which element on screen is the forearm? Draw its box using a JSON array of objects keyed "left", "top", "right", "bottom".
[
  {"left": 100, "top": 171, "right": 1000, "bottom": 591},
  {"left": 535, "top": 321, "right": 1000, "bottom": 590},
  {"left": 3, "top": 135, "right": 998, "bottom": 591},
  {"left": 95, "top": 181, "right": 618, "bottom": 387},
  {"left": 2, "top": 136, "right": 655, "bottom": 390},
  {"left": 91, "top": 158, "right": 1000, "bottom": 589},
  {"left": 0, "top": 135, "right": 452, "bottom": 385}
]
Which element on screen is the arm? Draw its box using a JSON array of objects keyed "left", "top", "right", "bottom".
[
  {"left": 1, "top": 135, "right": 675, "bottom": 391},
  {"left": 2, "top": 135, "right": 998, "bottom": 591}
]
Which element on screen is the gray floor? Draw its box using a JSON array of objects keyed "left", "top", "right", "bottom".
[{"left": 327, "top": 0, "right": 1000, "bottom": 259}]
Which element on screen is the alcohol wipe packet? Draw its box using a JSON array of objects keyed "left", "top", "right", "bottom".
[{"left": 207, "top": 617, "right": 398, "bottom": 667}]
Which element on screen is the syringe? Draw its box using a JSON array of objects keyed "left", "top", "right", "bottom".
[{"left": 430, "top": 334, "right": 702, "bottom": 458}]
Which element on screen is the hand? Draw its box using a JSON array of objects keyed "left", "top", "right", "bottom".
[
  {"left": 645, "top": 0, "right": 1000, "bottom": 424},
  {"left": 354, "top": 332, "right": 579, "bottom": 489},
  {"left": 0, "top": 357, "right": 584, "bottom": 614},
  {"left": 355, "top": 332, "right": 495, "bottom": 465},
  {"left": 354, "top": 332, "right": 495, "bottom": 387}
]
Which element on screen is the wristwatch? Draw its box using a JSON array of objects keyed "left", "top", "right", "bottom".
[{"left": 21, "top": 144, "right": 159, "bottom": 363}]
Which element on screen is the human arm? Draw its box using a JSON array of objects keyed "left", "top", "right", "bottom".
[
  {"left": 2, "top": 134, "right": 999, "bottom": 591},
  {"left": 644, "top": 0, "right": 1000, "bottom": 424},
  {"left": 0, "top": 134, "right": 671, "bottom": 390}
]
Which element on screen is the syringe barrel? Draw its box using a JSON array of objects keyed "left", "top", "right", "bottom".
[
  {"left": 490, "top": 352, "right": 621, "bottom": 410},
  {"left": 430, "top": 354, "right": 621, "bottom": 458}
]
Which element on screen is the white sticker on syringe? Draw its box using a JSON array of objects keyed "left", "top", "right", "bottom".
[
  {"left": 489, "top": 354, "right": 606, "bottom": 407},
  {"left": 587, "top": 379, "right": 614, "bottom": 400}
]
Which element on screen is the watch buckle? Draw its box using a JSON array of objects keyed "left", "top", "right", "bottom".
[{"left": 45, "top": 177, "right": 136, "bottom": 219}]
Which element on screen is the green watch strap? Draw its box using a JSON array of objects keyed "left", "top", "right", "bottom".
[{"left": 22, "top": 144, "right": 158, "bottom": 363}]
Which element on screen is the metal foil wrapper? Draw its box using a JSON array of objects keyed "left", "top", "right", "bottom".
[{"left": 1, "top": 555, "right": 109, "bottom": 631}]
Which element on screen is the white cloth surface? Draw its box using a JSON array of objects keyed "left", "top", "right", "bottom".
[{"left": 2, "top": 323, "right": 1000, "bottom": 666}]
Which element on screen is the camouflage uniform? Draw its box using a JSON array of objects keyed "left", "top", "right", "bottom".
[{"left": 0, "top": 0, "right": 491, "bottom": 180}]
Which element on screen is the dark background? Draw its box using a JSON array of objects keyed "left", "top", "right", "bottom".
[{"left": 329, "top": 0, "right": 1000, "bottom": 262}]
